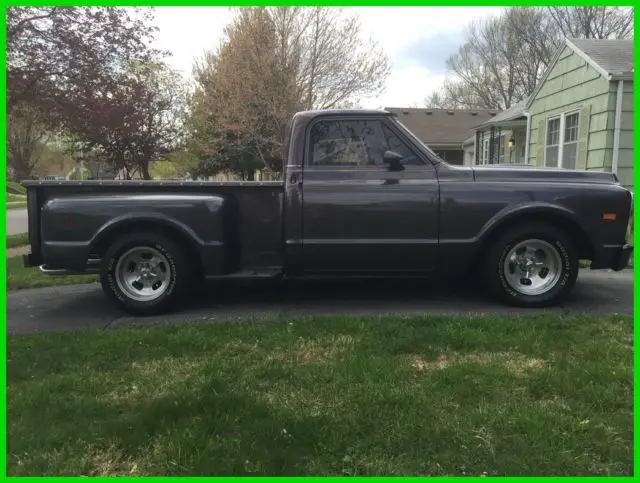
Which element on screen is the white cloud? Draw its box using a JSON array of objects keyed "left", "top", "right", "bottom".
[
  {"left": 151, "top": 6, "right": 503, "bottom": 107},
  {"left": 152, "top": 7, "right": 235, "bottom": 77}
]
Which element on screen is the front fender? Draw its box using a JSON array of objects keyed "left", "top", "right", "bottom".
[{"left": 475, "top": 202, "right": 589, "bottom": 246}]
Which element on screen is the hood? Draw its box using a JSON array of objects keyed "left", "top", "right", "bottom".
[{"left": 471, "top": 164, "right": 619, "bottom": 184}]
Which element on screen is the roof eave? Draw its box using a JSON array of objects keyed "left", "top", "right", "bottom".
[
  {"left": 526, "top": 42, "right": 566, "bottom": 110},
  {"left": 609, "top": 73, "right": 634, "bottom": 81},
  {"left": 427, "top": 143, "right": 464, "bottom": 149},
  {"left": 565, "top": 37, "right": 612, "bottom": 80}
]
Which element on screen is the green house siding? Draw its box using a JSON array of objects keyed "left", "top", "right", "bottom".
[
  {"left": 527, "top": 45, "right": 633, "bottom": 190},
  {"left": 616, "top": 81, "right": 634, "bottom": 189},
  {"left": 528, "top": 46, "right": 613, "bottom": 170}
]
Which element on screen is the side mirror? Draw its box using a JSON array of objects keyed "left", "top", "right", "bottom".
[{"left": 383, "top": 150, "right": 405, "bottom": 171}]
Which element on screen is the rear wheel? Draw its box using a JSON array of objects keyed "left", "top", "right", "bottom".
[
  {"left": 484, "top": 223, "right": 579, "bottom": 307},
  {"left": 100, "top": 232, "right": 192, "bottom": 315}
]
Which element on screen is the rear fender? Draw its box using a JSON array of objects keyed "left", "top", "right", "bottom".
[{"left": 40, "top": 193, "right": 231, "bottom": 275}]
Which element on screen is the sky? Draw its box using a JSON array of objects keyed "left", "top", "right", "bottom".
[{"left": 151, "top": 7, "right": 504, "bottom": 109}]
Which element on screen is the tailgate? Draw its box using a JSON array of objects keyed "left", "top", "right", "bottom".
[{"left": 22, "top": 184, "right": 43, "bottom": 267}]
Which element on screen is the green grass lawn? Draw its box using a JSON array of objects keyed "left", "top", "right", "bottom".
[
  {"left": 7, "top": 193, "right": 26, "bottom": 203},
  {"left": 7, "top": 201, "right": 27, "bottom": 209},
  {"left": 7, "top": 314, "right": 632, "bottom": 476},
  {"left": 7, "top": 181, "right": 26, "bottom": 195},
  {"left": 7, "top": 255, "right": 98, "bottom": 290},
  {"left": 7, "top": 233, "right": 29, "bottom": 249}
]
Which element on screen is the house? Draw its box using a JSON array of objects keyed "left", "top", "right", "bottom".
[
  {"left": 385, "top": 107, "right": 498, "bottom": 165},
  {"left": 468, "top": 38, "right": 634, "bottom": 190}
]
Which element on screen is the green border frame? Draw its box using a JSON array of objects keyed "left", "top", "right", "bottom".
[{"left": 1, "top": 2, "right": 636, "bottom": 480}]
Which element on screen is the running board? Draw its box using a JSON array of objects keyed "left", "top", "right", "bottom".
[
  {"left": 205, "top": 268, "right": 283, "bottom": 280},
  {"left": 39, "top": 258, "right": 101, "bottom": 276}
]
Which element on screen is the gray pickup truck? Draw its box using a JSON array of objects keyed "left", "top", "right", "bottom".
[{"left": 22, "top": 109, "right": 632, "bottom": 315}]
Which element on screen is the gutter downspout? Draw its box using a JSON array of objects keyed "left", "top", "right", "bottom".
[
  {"left": 611, "top": 79, "right": 624, "bottom": 176},
  {"left": 524, "top": 111, "right": 531, "bottom": 164}
]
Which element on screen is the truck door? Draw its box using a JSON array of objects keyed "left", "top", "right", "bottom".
[{"left": 300, "top": 115, "right": 439, "bottom": 273}]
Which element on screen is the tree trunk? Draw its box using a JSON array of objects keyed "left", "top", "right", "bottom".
[
  {"left": 141, "top": 162, "right": 152, "bottom": 180},
  {"left": 12, "top": 163, "right": 30, "bottom": 181}
]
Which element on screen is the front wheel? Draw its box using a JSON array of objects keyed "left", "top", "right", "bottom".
[
  {"left": 100, "top": 232, "right": 192, "bottom": 315},
  {"left": 484, "top": 223, "right": 579, "bottom": 307}
]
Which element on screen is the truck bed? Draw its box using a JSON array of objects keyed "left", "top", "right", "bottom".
[{"left": 22, "top": 180, "right": 285, "bottom": 275}]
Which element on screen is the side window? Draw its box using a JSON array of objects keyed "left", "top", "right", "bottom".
[
  {"left": 309, "top": 120, "right": 386, "bottom": 167},
  {"left": 381, "top": 124, "right": 423, "bottom": 165}
]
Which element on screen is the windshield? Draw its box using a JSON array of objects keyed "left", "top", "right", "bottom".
[{"left": 390, "top": 117, "right": 444, "bottom": 162}]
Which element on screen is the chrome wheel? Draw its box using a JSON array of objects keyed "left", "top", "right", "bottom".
[
  {"left": 115, "top": 246, "right": 171, "bottom": 302},
  {"left": 503, "top": 239, "right": 562, "bottom": 296}
]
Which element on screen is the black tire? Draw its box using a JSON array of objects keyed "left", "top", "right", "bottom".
[
  {"left": 100, "top": 232, "right": 192, "bottom": 316},
  {"left": 484, "top": 222, "right": 579, "bottom": 307}
]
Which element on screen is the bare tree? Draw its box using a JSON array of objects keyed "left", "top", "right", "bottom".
[
  {"left": 273, "top": 7, "right": 391, "bottom": 109},
  {"left": 424, "top": 80, "right": 488, "bottom": 109},
  {"left": 439, "top": 10, "right": 545, "bottom": 110},
  {"left": 546, "top": 7, "right": 634, "bottom": 39},
  {"left": 426, "top": 7, "right": 634, "bottom": 110}
]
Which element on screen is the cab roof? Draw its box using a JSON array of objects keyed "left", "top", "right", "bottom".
[{"left": 293, "top": 108, "right": 394, "bottom": 121}]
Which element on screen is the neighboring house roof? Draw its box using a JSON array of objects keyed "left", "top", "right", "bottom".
[
  {"left": 527, "top": 37, "right": 633, "bottom": 109},
  {"left": 385, "top": 107, "right": 498, "bottom": 146},
  {"left": 477, "top": 98, "right": 529, "bottom": 127},
  {"left": 567, "top": 38, "right": 634, "bottom": 79}
]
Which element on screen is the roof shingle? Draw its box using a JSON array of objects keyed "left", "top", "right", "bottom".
[{"left": 568, "top": 38, "right": 633, "bottom": 77}]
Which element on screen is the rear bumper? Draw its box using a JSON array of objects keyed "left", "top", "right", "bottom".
[{"left": 591, "top": 243, "right": 633, "bottom": 271}]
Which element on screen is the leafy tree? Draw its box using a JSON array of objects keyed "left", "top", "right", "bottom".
[
  {"left": 36, "top": 140, "right": 76, "bottom": 177},
  {"left": 61, "top": 60, "right": 188, "bottom": 179},
  {"left": 6, "top": 103, "right": 50, "bottom": 180},
  {"left": 7, "top": 7, "right": 161, "bottom": 116},
  {"left": 189, "top": 7, "right": 391, "bottom": 180},
  {"left": 151, "top": 152, "right": 198, "bottom": 180}
]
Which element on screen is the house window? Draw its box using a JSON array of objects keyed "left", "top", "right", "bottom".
[
  {"left": 545, "top": 111, "right": 580, "bottom": 169},
  {"left": 481, "top": 138, "right": 489, "bottom": 165},
  {"left": 498, "top": 134, "right": 505, "bottom": 163},
  {"left": 563, "top": 112, "right": 579, "bottom": 169},
  {"left": 545, "top": 117, "right": 560, "bottom": 167}
]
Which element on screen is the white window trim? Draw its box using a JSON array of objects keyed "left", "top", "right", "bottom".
[
  {"left": 544, "top": 109, "right": 581, "bottom": 168},
  {"left": 481, "top": 138, "right": 489, "bottom": 165},
  {"left": 544, "top": 115, "right": 561, "bottom": 167}
]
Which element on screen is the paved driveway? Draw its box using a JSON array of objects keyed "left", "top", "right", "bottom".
[
  {"left": 7, "top": 208, "right": 28, "bottom": 235},
  {"left": 6, "top": 269, "right": 633, "bottom": 335}
]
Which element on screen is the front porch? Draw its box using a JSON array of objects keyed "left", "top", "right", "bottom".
[
  {"left": 470, "top": 99, "right": 529, "bottom": 165},
  {"left": 474, "top": 121, "right": 527, "bottom": 165}
]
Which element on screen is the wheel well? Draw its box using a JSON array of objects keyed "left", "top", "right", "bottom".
[
  {"left": 89, "top": 220, "right": 204, "bottom": 277},
  {"left": 473, "top": 212, "right": 594, "bottom": 269}
]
